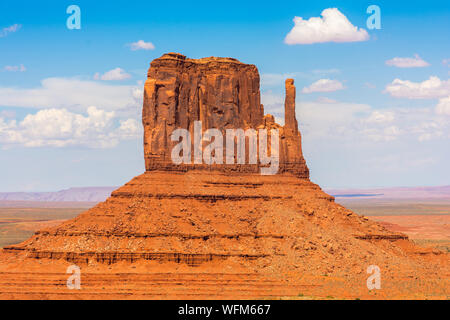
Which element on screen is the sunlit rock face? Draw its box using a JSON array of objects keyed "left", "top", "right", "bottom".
[{"left": 142, "top": 52, "right": 309, "bottom": 178}]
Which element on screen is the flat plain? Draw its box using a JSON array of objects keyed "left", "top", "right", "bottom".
[
  {"left": 337, "top": 197, "right": 450, "bottom": 252},
  {"left": 0, "top": 203, "right": 94, "bottom": 248}
]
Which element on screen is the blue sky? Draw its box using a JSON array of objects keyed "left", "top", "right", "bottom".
[{"left": 1, "top": 0, "right": 449, "bottom": 191}]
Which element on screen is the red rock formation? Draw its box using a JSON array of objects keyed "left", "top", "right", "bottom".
[
  {"left": 280, "top": 78, "right": 309, "bottom": 176},
  {"left": 0, "top": 53, "right": 447, "bottom": 300},
  {"left": 143, "top": 53, "right": 309, "bottom": 178},
  {"left": 284, "top": 78, "right": 298, "bottom": 133}
]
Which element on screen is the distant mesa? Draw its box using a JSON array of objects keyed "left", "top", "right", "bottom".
[
  {"left": 332, "top": 193, "right": 383, "bottom": 198},
  {"left": 328, "top": 186, "right": 450, "bottom": 200},
  {"left": 0, "top": 187, "right": 117, "bottom": 203}
]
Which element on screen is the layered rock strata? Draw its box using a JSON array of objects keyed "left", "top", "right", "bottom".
[
  {"left": 143, "top": 53, "right": 309, "bottom": 177},
  {"left": 4, "top": 171, "right": 408, "bottom": 266}
]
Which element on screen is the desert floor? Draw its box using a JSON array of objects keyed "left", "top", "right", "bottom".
[{"left": 338, "top": 198, "right": 450, "bottom": 253}]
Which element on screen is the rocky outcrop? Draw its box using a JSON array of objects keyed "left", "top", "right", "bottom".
[
  {"left": 280, "top": 78, "right": 309, "bottom": 176},
  {"left": 143, "top": 53, "right": 309, "bottom": 178},
  {"left": 3, "top": 171, "right": 408, "bottom": 267},
  {"left": 284, "top": 79, "right": 297, "bottom": 132}
]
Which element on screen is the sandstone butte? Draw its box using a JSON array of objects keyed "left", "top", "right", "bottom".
[{"left": 0, "top": 53, "right": 448, "bottom": 300}]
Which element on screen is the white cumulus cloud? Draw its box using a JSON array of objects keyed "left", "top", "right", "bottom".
[
  {"left": 297, "top": 100, "right": 372, "bottom": 139},
  {"left": 284, "top": 8, "right": 369, "bottom": 45},
  {"left": 129, "top": 40, "right": 155, "bottom": 51},
  {"left": 0, "top": 107, "right": 141, "bottom": 148},
  {"left": 301, "top": 102, "right": 449, "bottom": 143},
  {"left": 384, "top": 76, "right": 450, "bottom": 99},
  {"left": 386, "top": 54, "right": 430, "bottom": 68},
  {"left": 436, "top": 96, "right": 450, "bottom": 115},
  {"left": 117, "top": 118, "right": 141, "bottom": 139},
  {"left": 94, "top": 68, "right": 131, "bottom": 81},
  {"left": 302, "top": 79, "right": 345, "bottom": 93},
  {"left": 262, "top": 90, "right": 450, "bottom": 143}
]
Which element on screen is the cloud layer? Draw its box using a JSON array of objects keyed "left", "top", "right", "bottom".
[
  {"left": 0, "top": 107, "right": 141, "bottom": 148},
  {"left": 385, "top": 54, "right": 430, "bottom": 68},
  {"left": 384, "top": 76, "right": 450, "bottom": 99},
  {"left": 0, "top": 77, "right": 142, "bottom": 112},
  {"left": 94, "top": 68, "right": 131, "bottom": 81},
  {"left": 436, "top": 97, "right": 450, "bottom": 115},
  {"left": 285, "top": 8, "right": 369, "bottom": 45},
  {"left": 302, "top": 79, "right": 345, "bottom": 93},
  {"left": 129, "top": 40, "right": 155, "bottom": 51},
  {"left": 260, "top": 90, "right": 450, "bottom": 144},
  {"left": 300, "top": 101, "right": 449, "bottom": 143}
]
